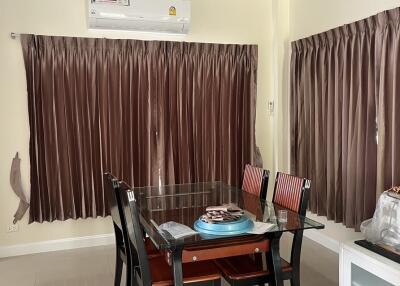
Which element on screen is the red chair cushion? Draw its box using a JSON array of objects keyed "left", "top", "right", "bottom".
[
  {"left": 242, "top": 164, "right": 264, "bottom": 197},
  {"left": 273, "top": 173, "right": 304, "bottom": 213}
]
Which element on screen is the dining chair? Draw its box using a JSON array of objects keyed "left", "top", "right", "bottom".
[
  {"left": 242, "top": 164, "right": 270, "bottom": 200},
  {"left": 103, "top": 173, "right": 160, "bottom": 286},
  {"left": 241, "top": 165, "right": 271, "bottom": 269},
  {"left": 117, "top": 179, "right": 222, "bottom": 286},
  {"left": 215, "top": 172, "right": 311, "bottom": 286}
]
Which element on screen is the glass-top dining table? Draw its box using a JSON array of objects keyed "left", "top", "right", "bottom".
[{"left": 131, "top": 181, "right": 325, "bottom": 286}]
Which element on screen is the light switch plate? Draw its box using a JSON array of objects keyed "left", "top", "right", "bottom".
[{"left": 268, "top": 100, "right": 274, "bottom": 115}]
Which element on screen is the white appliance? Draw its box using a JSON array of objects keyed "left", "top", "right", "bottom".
[
  {"left": 340, "top": 241, "right": 400, "bottom": 286},
  {"left": 88, "top": 0, "right": 191, "bottom": 34}
]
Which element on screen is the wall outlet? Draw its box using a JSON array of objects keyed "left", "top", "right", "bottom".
[{"left": 7, "top": 224, "right": 19, "bottom": 233}]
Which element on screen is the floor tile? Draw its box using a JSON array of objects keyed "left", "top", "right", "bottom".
[{"left": 1, "top": 237, "right": 339, "bottom": 286}]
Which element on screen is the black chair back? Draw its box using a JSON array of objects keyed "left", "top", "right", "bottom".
[
  {"left": 104, "top": 173, "right": 125, "bottom": 253},
  {"left": 260, "top": 170, "right": 270, "bottom": 200},
  {"left": 118, "top": 181, "right": 152, "bottom": 286},
  {"left": 104, "top": 172, "right": 135, "bottom": 285}
]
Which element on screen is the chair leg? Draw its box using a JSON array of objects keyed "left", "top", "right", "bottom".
[
  {"left": 290, "top": 273, "right": 300, "bottom": 286},
  {"left": 114, "top": 250, "right": 123, "bottom": 286}
]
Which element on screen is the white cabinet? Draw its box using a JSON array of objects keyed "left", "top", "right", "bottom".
[{"left": 340, "top": 241, "right": 400, "bottom": 286}]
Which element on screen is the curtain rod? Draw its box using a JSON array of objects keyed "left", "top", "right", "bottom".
[{"left": 10, "top": 32, "right": 19, "bottom": 39}]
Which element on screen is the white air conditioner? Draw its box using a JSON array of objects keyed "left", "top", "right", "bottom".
[{"left": 88, "top": 0, "right": 191, "bottom": 34}]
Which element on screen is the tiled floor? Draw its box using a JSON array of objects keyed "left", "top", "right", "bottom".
[{"left": 0, "top": 236, "right": 338, "bottom": 286}]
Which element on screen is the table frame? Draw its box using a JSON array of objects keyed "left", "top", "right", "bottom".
[{"left": 136, "top": 182, "right": 323, "bottom": 286}]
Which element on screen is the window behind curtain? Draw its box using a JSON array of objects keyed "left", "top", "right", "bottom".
[
  {"left": 21, "top": 35, "right": 259, "bottom": 223},
  {"left": 290, "top": 7, "right": 400, "bottom": 230}
]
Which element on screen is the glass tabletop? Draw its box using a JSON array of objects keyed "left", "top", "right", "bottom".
[{"left": 131, "top": 181, "right": 324, "bottom": 250}]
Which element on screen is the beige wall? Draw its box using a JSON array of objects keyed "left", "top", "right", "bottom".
[
  {"left": 0, "top": 0, "right": 276, "bottom": 246},
  {"left": 290, "top": 0, "right": 400, "bottom": 40},
  {"left": 266, "top": 0, "right": 291, "bottom": 199},
  {"left": 287, "top": 0, "right": 400, "bottom": 243}
]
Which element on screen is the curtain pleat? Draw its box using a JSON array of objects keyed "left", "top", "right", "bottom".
[{"left": 21, "top": 35, "right": 259, "bottom": 223}]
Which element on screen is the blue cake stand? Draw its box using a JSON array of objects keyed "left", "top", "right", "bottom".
[{"left": 194, "top": 215, "right": 254, "bottom": 236}]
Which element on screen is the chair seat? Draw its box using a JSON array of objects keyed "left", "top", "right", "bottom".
[
  {"left": 149, "top": 256, "right": 221, "bottom": 286},
  {"left": 215, "top": 254, "right": 292, "bottom": 280}
]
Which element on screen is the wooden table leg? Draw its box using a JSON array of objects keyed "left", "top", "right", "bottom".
[
  {"left": 171, "top": 246, "right": 184, "bottom": 286},
  {"left": 267, "top": 232, "right": 284, "bottom": 286}
]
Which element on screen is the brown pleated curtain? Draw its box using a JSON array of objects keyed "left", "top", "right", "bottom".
[
  {"left": 21, "top": 35, "right": 259, "bottom": 223},
  {"left": 157, "top": 44, "right": 258, "bottom": 185},
  {"left": 291, "top": 7, "right": 400, "bottom": 230},
  {"left": 376, "top": 9, "right": 400, "bottom": 199}
]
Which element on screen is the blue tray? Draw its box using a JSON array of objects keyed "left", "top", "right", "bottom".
[{"left": 194, "top": 215, "right": 254, "bottom": 236}]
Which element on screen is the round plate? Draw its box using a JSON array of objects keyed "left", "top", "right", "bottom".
[{"left": 194, "top": 215, "right": 254, "bottom": 235}]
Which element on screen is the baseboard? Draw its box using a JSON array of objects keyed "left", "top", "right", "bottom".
[
  {"left": 0, "top": 233, "right": 115, "bottom": 258},
  {"left": 304, "top": 229, "right": 340, "bottom": 254}
]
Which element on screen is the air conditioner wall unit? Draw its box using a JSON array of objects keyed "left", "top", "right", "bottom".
[{"left": 88, "top": 0, "right": 191, "bottom": 34}]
